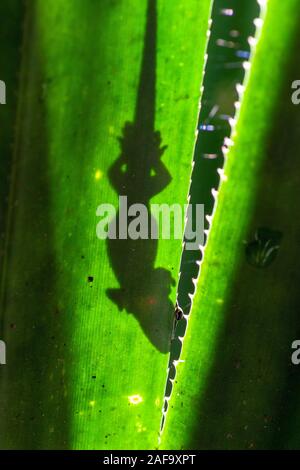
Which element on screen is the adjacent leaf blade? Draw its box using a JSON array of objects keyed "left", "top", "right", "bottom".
[{"left": 161, "top": 0, "right": 300, "bottom": 450}]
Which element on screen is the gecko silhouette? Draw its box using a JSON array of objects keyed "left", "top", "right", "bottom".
[{"left": 106, "top": 0, "right": 174, "bottom": 353}]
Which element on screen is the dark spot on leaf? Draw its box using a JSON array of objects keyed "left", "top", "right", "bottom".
[{"left": 245, "top": 227, "right": 283, "bottom": 268}]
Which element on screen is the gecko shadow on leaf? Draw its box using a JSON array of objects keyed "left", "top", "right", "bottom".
[{"left": 106, "top": 0, "right": 174, "bottom": 353}]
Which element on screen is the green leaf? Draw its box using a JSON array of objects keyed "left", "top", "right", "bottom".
[
  {"left": 161, "top": 0, "right": 300, "bottom": 450},
  {"left": 0, "top": 0, "right": 212, "bottom": 449},
  {"left": 0, "top": 0, "right": 23, "bottom": 265}
]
